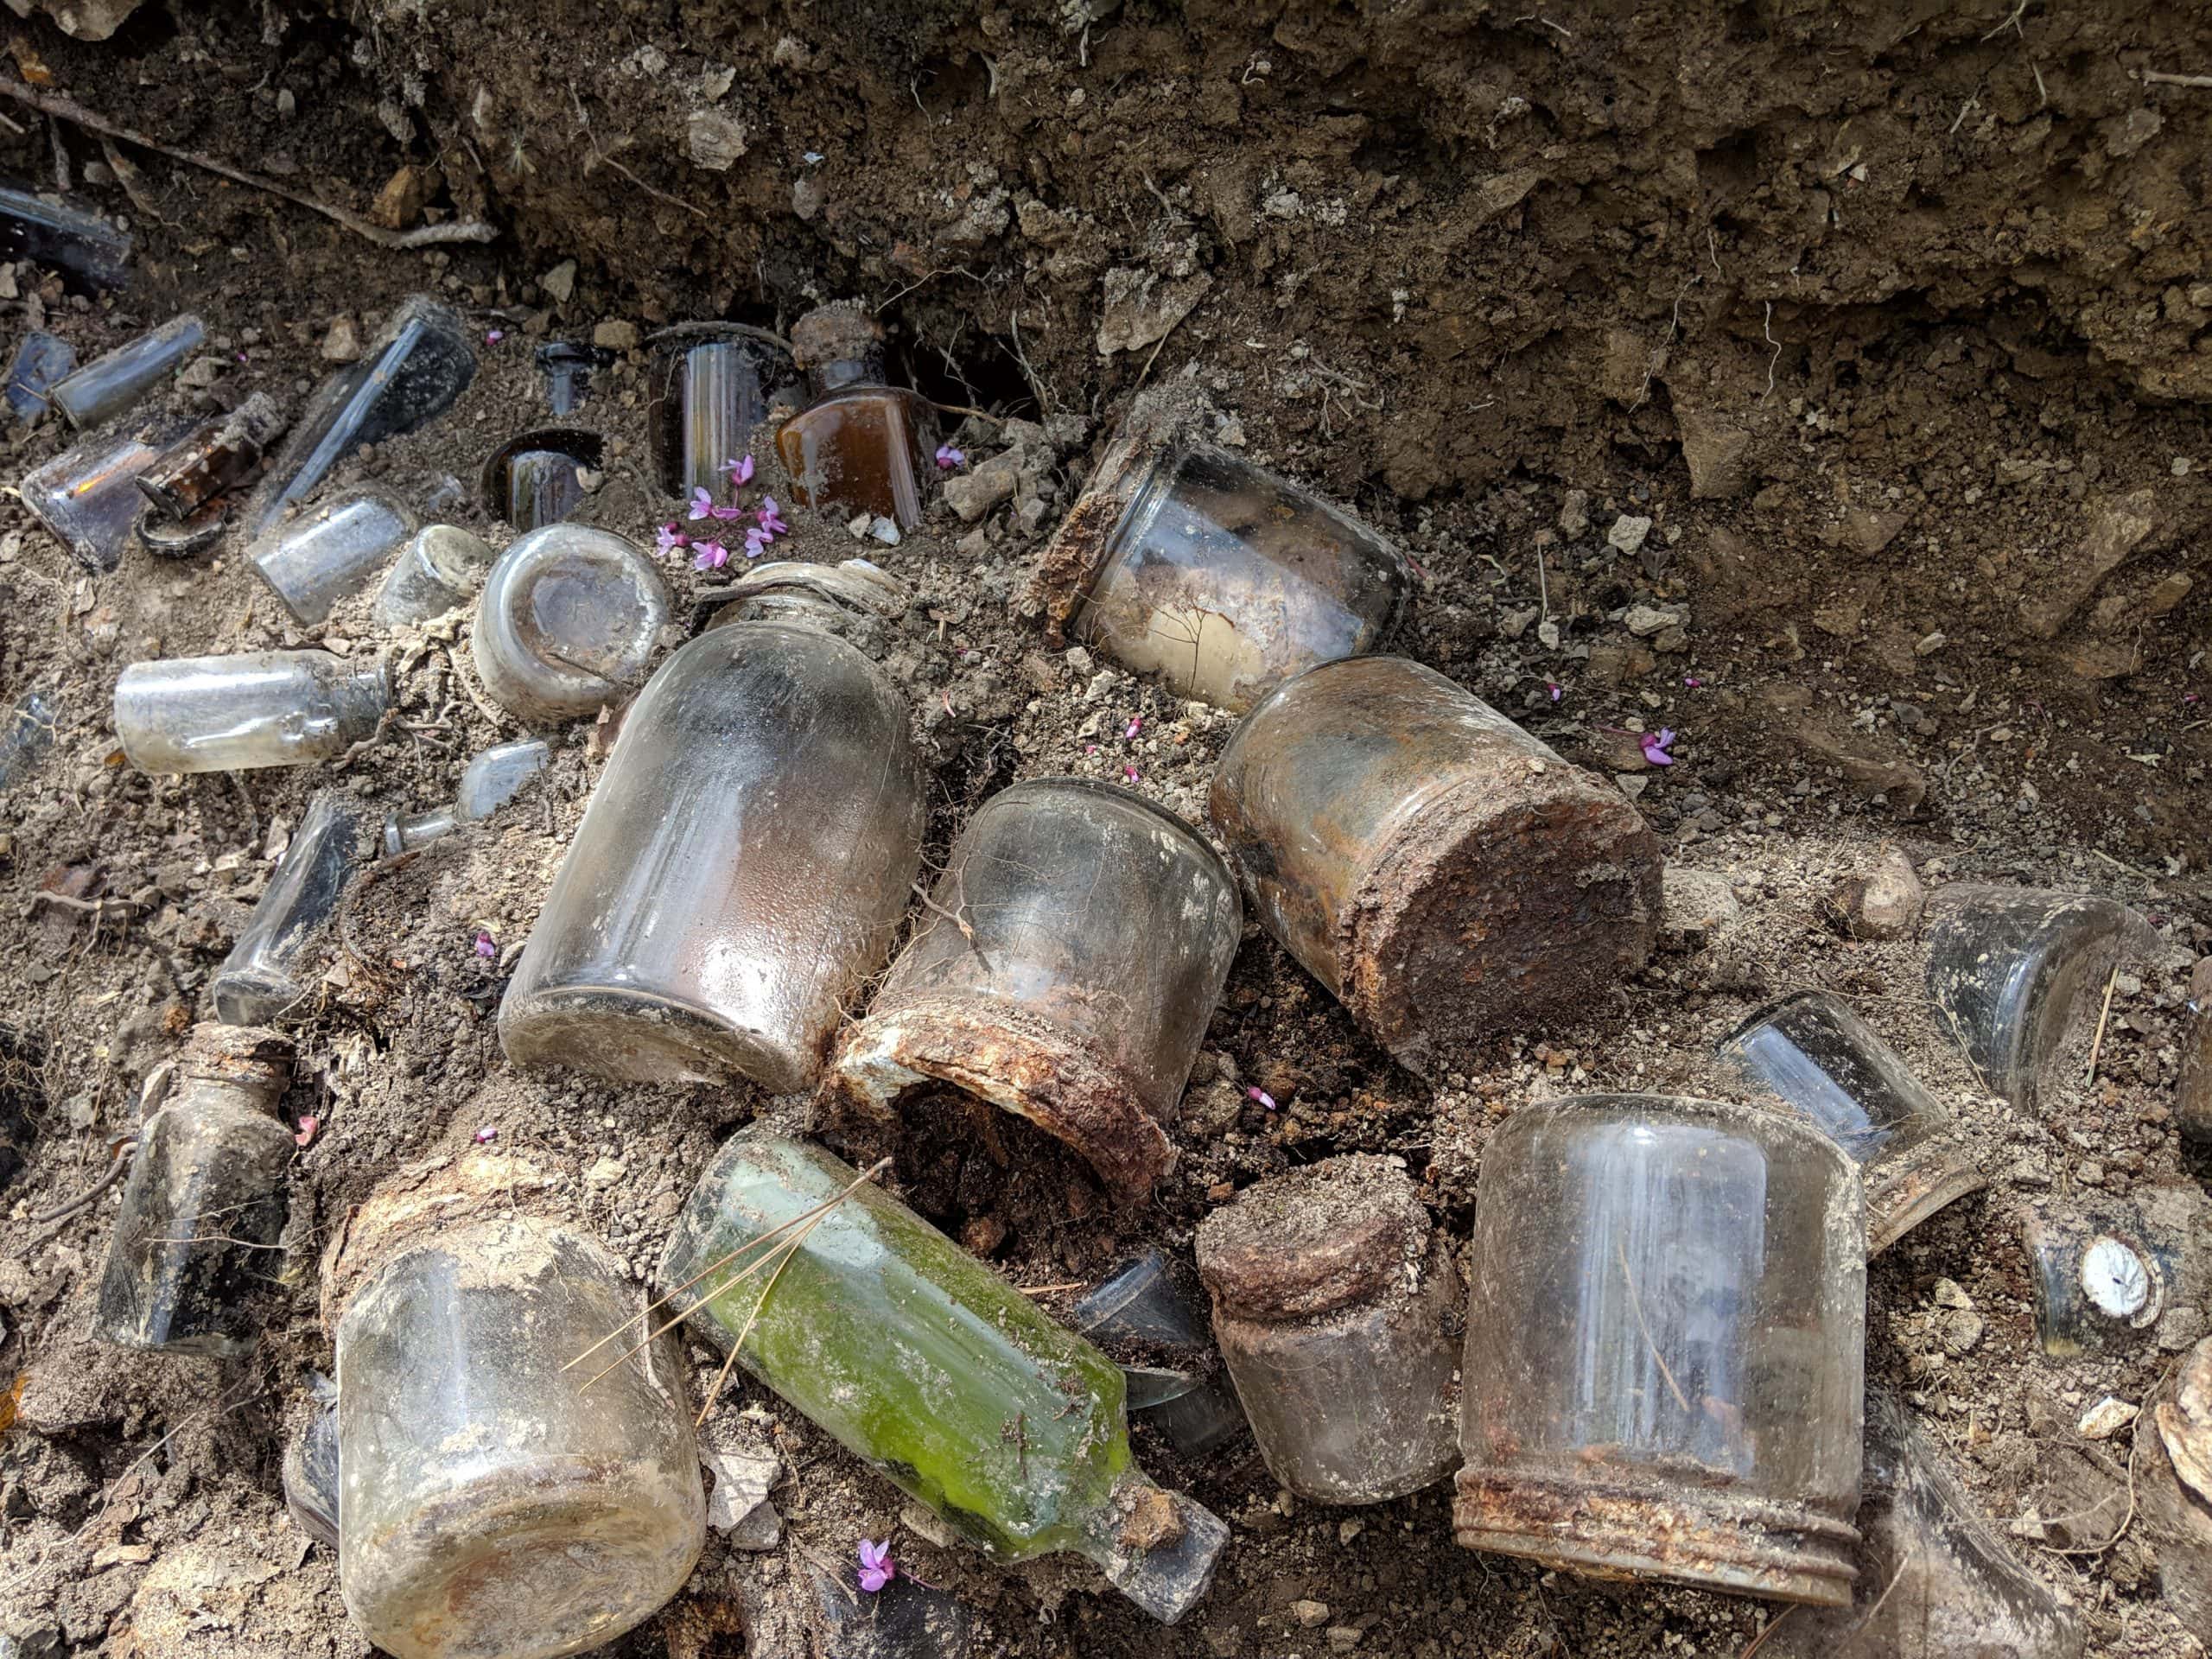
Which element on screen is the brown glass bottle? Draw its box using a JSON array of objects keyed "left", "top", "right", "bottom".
[{"left": 773, "top": 305, "right": 938, "bottom": 531}]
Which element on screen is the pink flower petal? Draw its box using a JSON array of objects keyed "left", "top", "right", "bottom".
[
  {"left": 474, "top": 1126, "right": 498, "bottom": 1144},
  {"left": 1247, "top": 1086, "right": 1276, "bottom": 1110},
  {"left": 295, "top": 1115, "right": 320, "bottom": 1147},
  {"left": 687, "top": 486, "right": 715, "bottom": 522}
]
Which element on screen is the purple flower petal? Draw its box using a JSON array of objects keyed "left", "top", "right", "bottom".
[
  {"left": 1125, "top": 715, "right": 1143, "bottom": 740},
  {"left": 935, "top": 443, "right": 967, "bottom": 470},
  {"left": 474, "top": 929, "right": 496, "bottom": 957},
  {"left": 743, "top": 526, "right": 768, "bottom": 558},
  {"left": 693, "top": 541, "right": 729, "bottom": 571},
  {"left": 474, "top": 1125, "right": 498, "bottom": 1144},
  {"left": 1639, "top": 728, "right": 1676, "bottom": 766},
  {"left": 1248, "top": 1086, "right": 1276, "bottom": 1110},
  {"left": 726, "top": 454, "right": 756, "bottom": 486},
  {"left": 688, "top": 486, "right": 715, "bottom": 522},
  {"left": 655, "top": 523, "right": 690, "bottom": 554},
  {"left": 485, "top": 329, "right": 504, "bottom": 344},
  {"left": 1546, "top": 680, "right": 1562, "bottom": 702},
  {"left": 857, "top": 1540, "right": 895, "bottom": 1594}
]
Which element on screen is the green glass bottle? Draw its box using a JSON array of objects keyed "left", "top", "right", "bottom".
[{"left": 659, "top": 1129, "right": 1227, "bottom": 1624}]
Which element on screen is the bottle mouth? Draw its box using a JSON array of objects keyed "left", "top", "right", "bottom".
[{"left": 1082, "top": 1473, "right": 1230, "bottom": 1625}]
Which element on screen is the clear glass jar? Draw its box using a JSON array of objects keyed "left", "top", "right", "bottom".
[
  {"left": 248, "top": 486, "right": 420, "bottom": 624},
  {"left": 773, "top": 305, "right": 938, "bottom": 531},
  {"left": 213, "top": 790, "right": 374, "bottom": 1023},
  {"left": 0, "top": 184, "right": 130, "bottom": 294},
  {"left": 660, "top": 1129, "right": 1227, "bottom": 1623},
  {"left": 329, "top": 1154, "right": 705, "bottom": 1659},
  {"left": 135, "top": 391, "right": 288, "bottom": 522},
  {"left": 22, "top": 410, "right": 194, "bottom": 572},
  {"left": 1197, "top": 1154, "right": 1460, "bottom": 1503},
  {"left": 648, "top": 328, "right": 786, "bottom": 505},
  {"left": 1042, "top": 399, "right": 1412, "bottom": 712},
  {"left": 470, "top": 524, "right": 671, "bottom": 724},
  {"left": 114, "top": 649, "right": 390, "bottom": 774},
  {"left": 2021, "top": 1188, "right": 2207, "bottom": 1357},
  {"left": 1924, "top": 885, "right": 2159, "bottom": 1109},
  {"left": 48, "top": 311, "right": 205, "bottom": 429},
  {"left": 830, "top": 779, "right": 1240, "bottom": 1197},
  {"left": 1209, "top": 655, "right": 1663, "bottom": 1077},
  {"left": 1456, "top": 1093, "right": 1866, "bottom": 1607},
  {"left": 93, "top": 1024, "right": 294, "bottom": 1356},
  {"left": 1718, "top": 991, "right": 1984, "bottom": 1252},
  {"left": 499, "top": 619, "right": 925, "bottom": 1090},
  {"left": 1073, "top": 1249, "right": 1247, "bottom": 1459},
  {"left": 372, "top": 524, "right": 499, "bottom": 630},
  {"left": 384, "top": 738, "right": 551, "bottom": 856},
  {"left": 480, "top": 426, "right": 602, "bottom": 532}
]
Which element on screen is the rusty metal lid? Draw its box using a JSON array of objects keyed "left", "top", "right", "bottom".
[
  {"left": 1196, "top": 1153, "right": 1431, "bottom": 1320},
  {"left": 789, "top": 302, "right": 884, "bottom": 369}
]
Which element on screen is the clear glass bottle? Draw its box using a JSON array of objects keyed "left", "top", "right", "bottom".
[
  {"left": 213, "top": 791, "right": 375, "bottom": 1023},
  {"left": 5, "top": 329, "right": 75, "bottom": 422},
  {"left": 240, "top": 295, "right": 475, "bottom": 542},
  {"left": 247, "top": 485, "right": 420, "bottom": 624},
  {"left": 1718, "top": 991, "right": 1984, "bottom": 1253},
  {"left": 648, "top": 326, "right": 786, "bottom": 505},
  {"left": 48, "top": 311, "right": 205, "bottom": 429},
  {"left": 135, "top": 391, "right": 288, "bottom": 522},
  {"left": 0, "top": 182, "right": 131, "bottom": 292},
  {"left": 499, "top": 617, "right": 925, "bottom": 1089},
  {"left": 660, "top": 1129, "right": 1228, "bottom": 1623},
  {"left": 773, "top": 304, "right": 939, "bottom": 531},
  {"left": 1041, "top": 396, "right": 1413, "bottom": 712},
  {"left": 2021, "top": 1188, "right": 2208, "bottom": 1357},
  {"left": 1197, "top": 1154, "right": 1460, "bottom": 1503},
  {"left": 23, "top": 410, "right": 194, "bottom": 572},
  {"left": 1924, "top": 885, "right": 2159, "bottom": 1109},
  {"left": 536, "top": 340, "right": 610, "bottom": 417},
  {"left": 92, "top": 1024, "right": 294, "bottom": 1357},
  {"left": 831, "top": 779, "right": 1239, "bottom": 1197},
  {"left": 383, "top": 738, "right": 552, "bottom": 856},
  {"left": 2138, "top": 1335, "right": 2212, "bottom": 1647},
  {"left": 480, "top": 426, "right": 602, "bottom": 532},
  {"left": 1455, "top": 1093, "right": 1867, "bottom": 1607},
  {"left": 698, "top": 556, "right": 909, "bottom": 655},
  {"left": 329, "top": 1154, "right": 705, "bottom": 1659},
  {"left": 470, "top": 524, "right": 671, "bottom": 724},
  {"left": 114, "top": 649, "right": 390, "bottom": 774},
  {"left": 1073, "top": 1249, "right": 1248, "bottom": 1459},
  {"left": 372, "top": 523, "right": 499, "bottom": 630},
  {"left": 1209, "top": 655, "right": 1663, "bottom": 1078}
]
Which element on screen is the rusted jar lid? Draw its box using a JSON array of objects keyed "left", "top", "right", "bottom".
[
  {"left": 789, "top": 302, "right": 884, "bottom": 369},
  {"left": 1196, "top": 1153, "right": 1431, "bottom": 1320}
]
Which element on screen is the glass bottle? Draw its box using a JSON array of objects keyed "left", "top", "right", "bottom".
[
  {"left": 49, "top": 312, "right": 206, "bottom": 429},
  {"left": 698, "top": 556, "right": 908, "bottom": 655},
  {"left": 248, "top": 486, "right": 420, "bottom": 624},
  {"left": 535, "top": 340, "right": 610, "bottom": 417},
  {"left": 0, "top": 689, "right": 56, "bottom": 794},
  {"left": 1718, "top": 991, "right": 1985, "bottom": 1253},
  {"left": 134, "top": 391, "right": 288, "bottom": 522},
  {"left": 329, "top": 1154, "right": 705, "bottom": 1659},
  {"left": 213, "top": 791, "right": 375, "bottom": 1024},
  {"left": 660, "top": 1129, "right": 1228, "bottom": 1623},
  {"left": 115, "top": 649, "right": 388, "bottom": 774},
  {"left": 470, "top": 524, "right": 671, "bottom": 724},
  {"left": 0, "top": 183, "right": 130, "bottom": 293},
  {"left": 773, "top": 304, "right": 939, "bottom": 531},
  {"left": 648, "top": 326, "right": 787, "bottom": 505},
  {"left": 480, "top": 426, "right": 601, "bottom": 532},
  {"left": 92, "top": 1023, "right": 295, "bottom": 1356},
  {"left": 5, "top": 329, "right": 75, "bottom": 421},
  {"left": 2021, "top": 1188, "right": 2208, "bottom": 1357},
  {"left": 240, "top": 295, "right": 475, "bottom": 542},
  {"left": 830, "top": 778, "right": 1240, "bottom": 1197},
  {"left": 372, "top": 523, "right": 499, "bottom": 630},
  {"left": 1455, "top": 1093, "right": 1867, "bottom": 1607},
  {"left": 283, "top": 1398, "right": 341, "bottom": 1551},
  {"left": 23, "top": 410, "right": 194, "bottom": 572},
  {"left": 499, "top": 616, "right": 925, "bottom": 1090},
  {"left": 1041, "top": 397, "right": 1413, "bottom": 712},
  {"left": 2138, "top": 1335, "right": 2212, "bottom": 1648},
  {"left": 1209, "top": 655, "right": 1663, "bottom": 1078},
  {"left": 2183, "top": 957, "right": 2212, "bottom": 1147},
  {"left": 1073, "top": 1249, "right": 1247, "bottom": 1459},
  {"left": 383, "top": 738, "right": 551, "bottom": 856},
  {"left": 1196, "top": 1154, "right": 1461, "bottom": 1503},
  {"left": 1924, "top": 885, "right": 2159, "bottom": 1109}
]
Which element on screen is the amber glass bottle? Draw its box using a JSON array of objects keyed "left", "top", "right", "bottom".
[{"left": 774, "top": 304, "right": 939, "bottom": 531}]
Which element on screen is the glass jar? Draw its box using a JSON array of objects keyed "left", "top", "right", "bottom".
[
  {"left": 48, "top": 311, "right": 206, "bottom": 429},
  {"left": 1196, "top": 1154, "right": 1460, "bottom": 1503},
  {"left": 0, "top": 184, "right": 130, "bottom": 294},
  {"left": 773, "top": 305, "right": 938, "bottom": 531},
  {"left": 480, "top": 426, "right": 602, "bottom": 532},
  {"left": 6, "top": 328, "right": 75, "bottom": 421},
  {"left": 648, "top": 327, "right": 786, "bottom": 506},
  {"left": 22, "top": 410, "right": 194, "bottom": 572},
  {"left": 499, "top": 618, "right": 925, "bottom": 1090},
  {"left": 328, "top": 1154, "right": 705, "bottom": 1659},
  {"left": 1209, "top": 655, "right": 1663, "bottom": 1077},
  {"left": 1455, "top": 1093, "right": 1867, "bottom": 1607},
  {"left": 535, "top": 340, "right": 609, "bottom": 417},
  {"left": 660, "top": 1129, "right": 1227, "bottom": 1623},
  {"left": 248, "top": 486, "right": 420, "bottom": 624},
  {"left": 698, "top": 556, "right": 908, "bottom": 655},
  {"left": 1718, "top": 991, "right": 1984, "bottom": 1252},
  {"left": 830, "top": 779, "right": 1240, "bottom": 1197},
  {"left": 2021, "top": 1188, "right": 2208, "bottom": 1357},
  {"left": 114, "top": 649, "right": 390, "bottom": 773},
  {"left": 213, "top": 790, "right": 375, "bottom": 1023},
  {"left": 372, "top": 524, "right": 499, "bottom": 630},
  {"left": 93, "top": 1024, "right": 294, "bottom": 1356},
  {"left": 471, "top": 524, "right": 671, "bottom": 724}
]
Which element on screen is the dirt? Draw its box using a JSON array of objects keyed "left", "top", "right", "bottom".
[{"left": 2, "top": 0, "right": 2211, "bottom": 1656}]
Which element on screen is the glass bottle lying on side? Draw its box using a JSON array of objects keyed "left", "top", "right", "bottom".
[
  {"left": 774, "top": 303, "right": 939, "bottom": 531},
  {"left": 213, "top": 791, "right": 376, "bottom": 1024},
  {"left": 648, "top": 325, "right": 788, "bottom": 506},
  {"left": 471, "top": 524, "right": 671, "bottom": 724},
  {"left": 48, "top": 311, "right": 205, "bottom": 429},
  {"left": 114, "top": 649, "right": 389, "bottom": 773},
  {"left": 6, "top": 330, "right": 75, "bottom": 422},
  {"left": 248, "top": 486, "right": 420, "bottom": 624},
  {"left": 696, "top": 556, "right": 908, "bottom": 655},
  {"left": 384, "top": 738, "right": 552, "bottom": 857},
  {"left": 1035, "top": 390, "right": 1414, "bottom": 712},
  {"left": 1198, "top": 1154, "right": 1460, "bottom": 1503},
  {"left": 135, "top": 391, "right": 289, "bottom": 523},
  {"left": 324, "top": 1153, "right": 705, "bottom": 1659},
  {"left": 1718, "top": 991, "right": 1985, "bottom": 1252},
  {"left": 372, "top": 523, "right": 499, "bottom": 630},
  {"left": 0, "top": 183, "right": 131, "bottom": 294},
  {"left": 659, "top": 1129, "right": 1228, "bottom": 1624},
  {"left": 480, "top": 426, "right": 602, "bottom": 532},
  {"left": 23, "top": 410, "right": 194, "bottom": 571},
  {"left": 2021, "top": 1187, "right": 2209, "bottom": 1357},
  {"left": 499, "top": 611, "right": 925, "bottom": 1089},
  {"left": 1209, "top": 656, "right": 1663, "bottom": 1077},
  {"left": 829, "top": 779, "right": 1241, "bottom": 1198},
  {"left": 93, "top": 1024, "right": 296, "bottom": 1356},
  {"left": 1455, "top": 1093, "right": 1867, "bottom": 1608}
]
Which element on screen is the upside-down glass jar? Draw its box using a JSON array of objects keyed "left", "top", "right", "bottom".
[
  {"left": 1455, "top": 1093, "right": 1867, "bottom": 1607},
  {"left": 471, "top": 524, "right": 671, "bottom": 724},
  {"left": 773, "top": 304, "right": 939, "bottom": 531},
  {"left": 247, "top": 485, "right": 420, "bottom": 624},
  {"left": 480, "top": 426, "right": 602, "bottom": 532},
  {"left": 648, "top": 326, "right": 788, "bottom": 507},
  {"left": 372, "top": 524, "right": 499, "bottom": 630}
]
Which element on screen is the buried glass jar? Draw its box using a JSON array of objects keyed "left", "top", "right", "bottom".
[
  {"left": 325, "top": 1154, "right": 705, "bottom": 1659},
  {"left": 697, "top": 556, "right": 909, "bottom": 655},
  {"left": 134, "top": 391, "right": 288, "bottom": 524},
  {"left": 1455, "top": 1094, "right": 1867, "bottom": 1608},
  {"left": 773, "top": 304, "right": 939, "bottom": 531},
  {"left": 48, "top": 311, "right": 206, "bottom": 429},
  {"left": 647, "top": 326, "right": 787, "bottom": 506},
  {"left": 498, "top": 617, "right": 925, "bottom": 1090},
  {"left": 23, "top": 410, "right": 195, "bottom": 572},
  {"left": 1209, "top": 655, "right": 1662, "bottom": 1077},
  {"left": 372, "top": 524, "right": 499, "bottom": 630},
  {"left": 1718, "top": 991, "right": 1985, "bottom": 1252},
  {"left": 829, "top": 779, "right": 1240, "bottom": 1198},
  {"left": 659, "top": 1129, "right": 1228, "bottom": 1624},
  {"left": 2020, "top": 1187, "right": 2209, "bottom": 1357},
  {"left": 1073, "top": 1249, "right": 1247, "bottom": 1459},
  {"left": 480, "top": 426, "right": 602, "bottom": 532},
  {"left": 1038, "top": 393, "right": 1413, "bottom": 712},
  {"left": 114, "top": 649, "right": 390, "bottom": 774},
  {"left": 471, "top": 524, "right": 671, "bottom": 724},
  {"left": 248, "top": 486, "right": 420, "bottom": 624}
]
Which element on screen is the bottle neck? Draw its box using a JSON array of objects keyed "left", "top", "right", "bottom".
[
  {"left": 809, "top": 352, "right": 885, "bottom": 395},
  {"left": 1073, "top": 1470, "right": 1229, "bottom": 1624}
]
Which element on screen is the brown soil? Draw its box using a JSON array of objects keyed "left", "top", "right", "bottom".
[{"left": 3, "top": 2, "right": 2211, "bottom": 1656}]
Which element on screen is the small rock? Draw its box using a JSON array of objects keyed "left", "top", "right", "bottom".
[
  {"left": 176, "top": 356, "right": 223, "bottom": 390},
  {"left": 846, "top": 512, "right": 874, "bottom": 540},
  {"left": 1932, "top": 1278, "right": 1974, "bottom": 1310},
  {"left": 592, "top": 320, "right": 640, "bottom": 352},
  {"left": 703, "top": 1448, "right": 779, "bottom": 1533},
  {"left": 541, "top": 259, "right": 578, "bottom": 304},
  {"left": 1914, "top": 631, "right": 1947, "bottom": 657},
  {"left": 1614, "top": 772, "right": 1649, "bottom": 800},
  {"left": 2148, "top": 573, "right": 2195, "bottom": 617},
  {"left": 944, "top": 454, "right": 1020, "bottom": 523},
  {"left": 1326, "top": 1630, "right": 1363, "bottom": 1653},
  {"left": 791, "top": 175, "right": 825, "bottom": 220},
  {"left": 1558, "top": 489, "right": 1589, "bottom": 537},
  {"left": 1607, "top": 514, "right": 1653, "bottom": 556},
  {"left": 1939, "top": 1307, "right": 1985, "bottom": 1357},
  {"left": 370, "top": 164, "right": 436, "bottom": 232},
  {"left": 584, "top": 1156, "right": 626, "bottom": 1186},
  {"left": 1661, "top": 868, "right": 1739, "bottom": 939},
  {"left": 320, "top": 315, "right": 362, "bottom": 363},
  {"left": 1338, "top": 1519, "right": 1363, "bottom": 1545},
  {"left": 1500, "top": 606, "right": 1540, "bottom": 640},
  {"left": 1677, "top": 407, "right": 1751, "bottom": 499},
  {"left": 1843, "top": 506, "right": 1909, "bottom": 555},
  {"left": 1835, "top": 847, "right": 1924, "bottom": 939},
  {"left": 1291, "top": 1601, "right": 1331, "bottom": 1630},
  {"left": 1623, "top": 601, "right": 1685, "bottom": 638},
  {"left": 868, "top": 517, "right": 901, "bottom": 545},
  {"left": 687, "top": 110, "right": 748, "bottom": 171},
  {"left": 2079, "top": 1396, "right": 2139, "bottom": 1440}
]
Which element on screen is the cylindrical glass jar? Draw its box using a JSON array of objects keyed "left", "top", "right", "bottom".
[
  {"left": 773, "top": 305, "right": 939, "bottom": 531},
  {"left": 23, "top": 410, "right": 194, "bottom": 573},
  {"left": 327, "top": 1154, "right": 705, "bottom": 1659},
  {"left": 49, "top": 311, "right": 206, "bottom": 429},
  {"left": 648, "top": 328, "right": 785, "bottom": 505},
  {"left": 1455, "top": 1094, "right": 1866, "bottom": 1607},
  {"left": 1718, "top": 991, "right": 1984, "bottom": 1252},
  {"left": 213, "top": 790, "right": 374, "bottom": 1023},
  {"left": 115, "top": 649, "right": 390, "bottom": 773},
  {"left": 471, "top": 524, "right": 671, "bottom": 724},
  {"left": 2021, "top": 1188, "right": 2206, "bottom": 1357},
  {"left": 93, "top": 1024, "right": 295, "bottom": 1356},
  {"left": 830, "top": 779, "right": 1240, "bottom": 1197},
  {"left": 1209, "top": 656, "right": 1662, "bottom": 1077},
  {"left": 698, "top": 556, "right": 908, "bottom": 655},
  {"left": 480, "top": 426, "right": 601, "bottom": 532},
  {"left": 1197, "top": 1154, "right": 1461, "bottom": 1503},
  {"left": 499, "top": 620, "right": 925, "bottom": 1090},
  {"left": 372, "top": 524, "right": 499, "bottom": 630},
  {"left": 248, "top": 486, "right": 421, "bottom": 624}
]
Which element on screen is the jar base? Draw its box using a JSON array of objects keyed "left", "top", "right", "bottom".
[
  {"left": 1452, "top": 1466, "right": 1861, "bottom": 1608},
  {"left": 499, "top": 983, "right": 815, "bottom": 1093}
]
